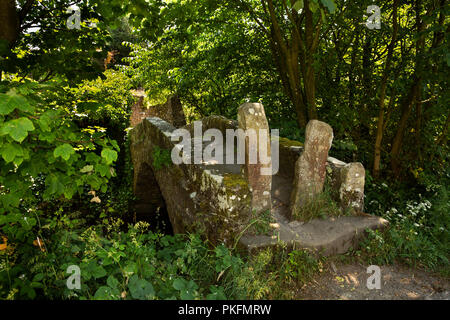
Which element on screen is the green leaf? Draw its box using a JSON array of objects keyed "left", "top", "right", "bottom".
[
  {"left": 38, "top": 114, "right": 51, "bottom": 132},
  {"left": 39, "top": 131, "right": 56, "bottom": 143},
  {"left": 91, "top": 265, "right": 107, "bottom": 279},
  {"left": 80, "top": 165, "right": 94, "bottom": 173},
  {"left": 1, "top": 193, "right": 21, "bottom": 208},
  {"left": 47, "top": 174, "right": 64, "bottom": 195},
  {"left": 206, "top": 286, "right": 226, "bottom": 300},
  {"left": 94, "top": 286, "right": 120, "bottom": 300},
  {"left": 54, "top": 143, "right": 75, "bottom": 161},
  {"left": 292, "top": 0, "right": 304, "bottom": 11},
  {"left": 110, "top": 139, "right": 120, "bottom": 151},
  {"left": 309, "top": 1, "right": 318, "bottom": 12},
  {"left": 64, "top": 183, "right": 77, "bottom": 199},
  {"left": 1, "top": 117, "right": 35, "bottom": 142},
  {"left": 0, "top": 90, "right": 32, "bottom": 115},
  {"left": 95, "top": 163, "right": 109, "bottom": 177},
  {"left": 128, "top": 275, "right": 155, "bottom": 300},
  {"left": 13, "top": 156, "right": 24, "bottom": 166},
  {"left": 33, "top": 273, "right": 45, "bottom": 282},
  {"left": 77, "top": 101, "right": 102, "bottom": 113},
  {"left": 180, "top": 290, "right": 195, "bottom": 300},
  {"left": 107, "top": 275, "right": 120, "bottom": 290},
  {"left": 1, "top": 143, "right": 23, "bottom": 162},
  {"left": 320, "top": 0, "right": 336, "bottom": 13},
  {"left": 173, "top": 278, "right": 186, "bottom": 291},
  {"left": 101, "top": 148, "right": 118, "bottom": 164}
]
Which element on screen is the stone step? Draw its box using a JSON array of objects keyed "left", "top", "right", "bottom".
[{"left": 239, "top": 214, "right": 388, "bottom": 256}]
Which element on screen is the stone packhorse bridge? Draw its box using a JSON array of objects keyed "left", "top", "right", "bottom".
[{"left": 129, "top": 94, "right": 387, "bottom": 255}]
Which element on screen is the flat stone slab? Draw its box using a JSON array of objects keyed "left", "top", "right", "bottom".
[
  {"left": 239, "top": 214, "right": 388, "bottom": 256},
  {"left": 238, "top": 166, "right": 388, "bottom": 257}
]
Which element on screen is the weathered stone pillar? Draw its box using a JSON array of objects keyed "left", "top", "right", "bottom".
[
  {"left": 339, "top": 163, "right": 365, "bottom": 213},
  {"left": 238, "top": 103, "right": 272, "bottom": 214},
  {"left": 326, "top": 158, "right": 365, "bottom": 213},
  {"left": 166, "top": 95, "right": 187, "bottom": 128},
  {"left": 290, "top": 120, "right": 333, "bottom": 218},
  {"left": 130, "top": 91, "right": 147, "bottom": 127}
]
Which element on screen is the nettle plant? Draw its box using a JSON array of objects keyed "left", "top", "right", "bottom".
[{"left": 0, "top": 80, "right": 119, "bottom": 244}]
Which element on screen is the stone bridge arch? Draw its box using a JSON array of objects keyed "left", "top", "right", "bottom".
[{"left": 129, "top": 94, "right": 388, "bottom": 255}]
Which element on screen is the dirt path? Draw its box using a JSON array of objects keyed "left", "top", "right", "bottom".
[{"left": 296, "top": 262, "right": 449, "bottom": 300}]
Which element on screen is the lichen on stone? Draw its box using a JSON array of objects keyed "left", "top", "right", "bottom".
[
  {"left": 223, "top": 173, "right": 249, "bottom": 192},
  {"left": 279, "top": 137, "right": 304, "bottom": 148}
]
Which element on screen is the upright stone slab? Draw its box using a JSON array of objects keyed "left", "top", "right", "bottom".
[
  {"left": 130, "top": 93, "right": 186, "bottom": 129},
  {"left": 166, "top": 95, "right": 187, "bottom": 128},
  {"left": 130, "top": 91, "right": 147, "bottom": 127},
  {"left": 147, "top": 95, "right": 186, "bottom": 128},
  {"left": 339, "top": 163, "right": 365, "bottom": 213},
  {"left": 326, "top": 158, "right": 366, "bottom": 213},
  {"left": 238, "top": 103, "right": 272, "bottom": 214},
  {"left": 290, "top": 120, "right": 333, "bottom": 218}
]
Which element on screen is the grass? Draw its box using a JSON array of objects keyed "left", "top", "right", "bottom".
[
  {"left": 291, "top": 187, "right": 343, "bottom": 222},
  {"left": 247, "top": 209, "right": 276, "bottom": 236}
]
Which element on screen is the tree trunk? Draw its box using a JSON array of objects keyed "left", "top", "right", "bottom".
[
  {"left": 303, "top": 0, "right": 319, "bottom": 120},
  {"left": 390, "top": 77, "right": 420, "bottom": 175},
  {"left": 0, "top": 0, "right": 18, "bottom": 46},
  {"left": 264, "top": 0, "right": 310, "bottom": 128},
  {"left": 259, "top": 0, "right": 322, "bottom": 128},
  {"left": 390, "top": 0, "right": 425, "bottom": 176},
  {"left": 372, "top": 0, "right": 399, "bottom": 178}
]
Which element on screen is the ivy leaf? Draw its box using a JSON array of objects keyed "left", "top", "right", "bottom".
[
  {"left": 101, "top": 148, "right": 117, "bottom": 164},
  {"left": 54, "top": 143, "right": 75, "bottom": 161},
  {"left": 1, "top": 117, "right": 35, "bottom": 142},
  {"left": 320, "top": 0, "right": 336, "bottom": 13}
]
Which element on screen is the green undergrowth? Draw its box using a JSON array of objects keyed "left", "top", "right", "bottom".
[
  {"left": 345, "top": 180, "right": 450, "bottom": 277},
  {"left": 247, "top": 210, "right": 276, "bottom": 236},
  {"left": 291, "top": 187, "right": 345, "bottom": 222},
  {"left": 0, "top": 211, "right": 327, "bottom": 300}
]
